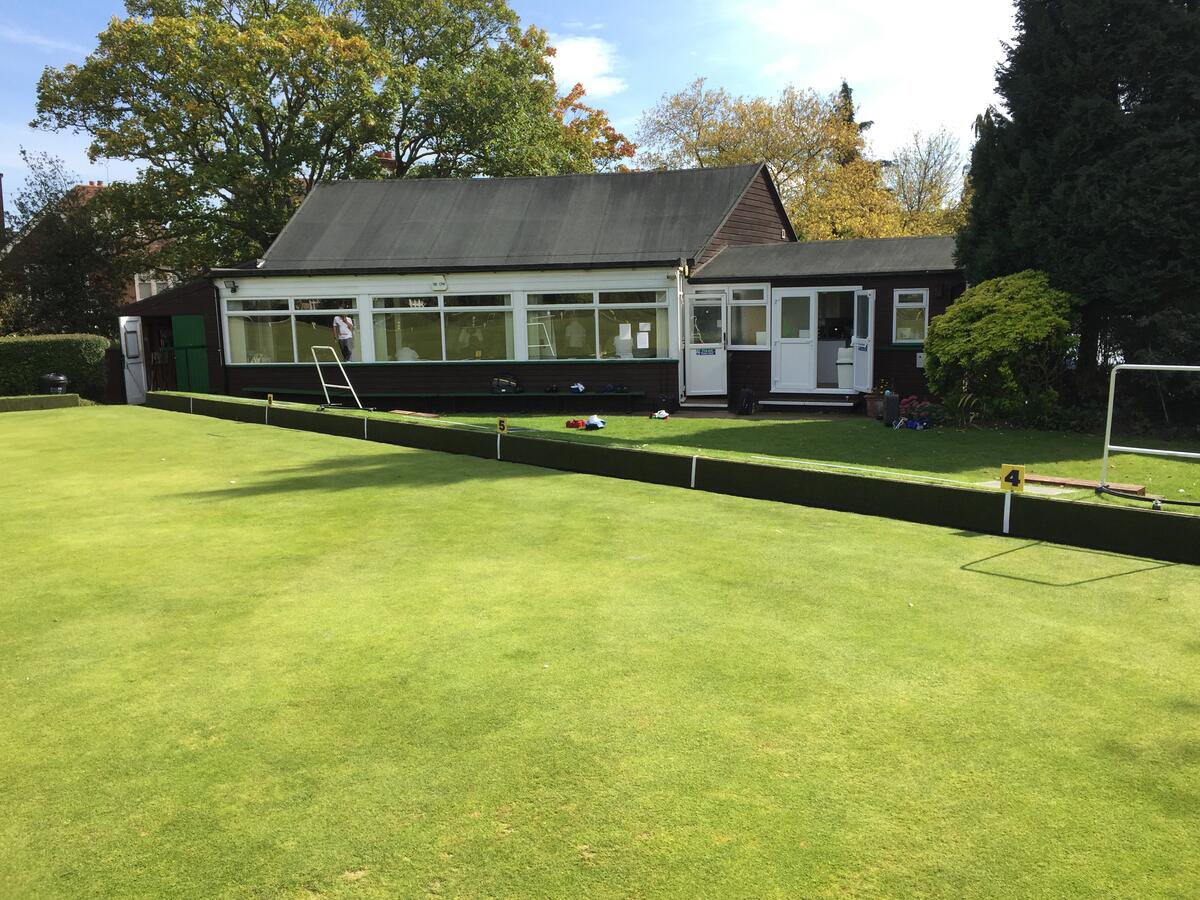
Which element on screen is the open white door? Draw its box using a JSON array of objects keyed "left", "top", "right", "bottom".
[
  {"left": 684, "top": 292, "right": 727, "bottom": 396},
  {"left": 771, "top": 289, "right": 816, "bottom": 392},
  {"left": 852, "top": 289, "right": 875, "bottom": 392},
  {"left": 119, "top": 316, "right": 147, "bottom": 404}
]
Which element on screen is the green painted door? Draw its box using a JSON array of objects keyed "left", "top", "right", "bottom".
[{"left": 171, "top": 315, "right": 210, "bottom": 392}]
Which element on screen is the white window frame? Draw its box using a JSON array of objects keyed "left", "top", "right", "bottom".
[
  {"left": 725, "top": 283, "right": 771, "bottom": 350},
  {"left": 521, "top": 288, "right": 670, "bottom": 362},
  {"left": 371, "top": 293, "right": 514, "bottom": 363},
  {"left": 135, "top": 271, "right": 177, "bottom": 301},
  {"left": 219, "top": 272, "right": 680, "bottom": 366},
  {"left": 892, "top": 288, "right": 929, "bottom": 344}
]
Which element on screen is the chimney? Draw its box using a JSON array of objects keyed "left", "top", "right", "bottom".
[{"left": 374, "top": 151, "right": 397, "bottom": 174}]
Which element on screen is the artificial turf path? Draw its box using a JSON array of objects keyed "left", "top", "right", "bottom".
[{"left": 1, "top": 406, "right": 1198, "bottom": 897}]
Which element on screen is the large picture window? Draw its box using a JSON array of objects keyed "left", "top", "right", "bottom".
[
  {"left": 227, "top": 315, "right": 294, "bottom": 363},
  {"left": 371, "top": 294, "right": 514, "bottom": 361},
  {"left": 893, "top": 289, "right": 929, "bottom": 343},
  {"left": 527, "top": 289, "right": 668, "bottom": 361}
]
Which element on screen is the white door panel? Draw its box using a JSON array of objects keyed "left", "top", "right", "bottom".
[
  {"left": 119, "top": 316, "right": 147, "bottom": 405},
  {"left": 684, "top": 293, "right": 727, "bottom": 396},
  {"left": 852, "top": 289, "right": 875, "bottom": 392},
  {"left": 771, "top": 290, "right": 816, "bottom": 392}
]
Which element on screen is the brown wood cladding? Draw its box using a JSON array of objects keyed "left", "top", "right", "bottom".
[
  {"left": 726, "top": 271, "right": 966, "bottom": 399},
  {"left": 226, "top": 361, "right": 678, "bottom": 407},
  {"left": 125, "top": 279, "right": 228, "bottom": 394},
  {"left": 697, "top": 171, "right": 791, "bottom": 266}
]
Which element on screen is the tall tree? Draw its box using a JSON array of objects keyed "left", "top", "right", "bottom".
[
  {"left": 956, "top": 0, "right": 1200, "bottom": 382},
  {"left": 884, "top": 128, "right": 964, "bottom": 234},
  {"left": 35, "top": 0, "right": 387, "bottom": 271},
  {"left": 33, "top": 0, "right": 633, "bottom": 273},
  {"left": 636, "top": 79, "right": 905, "bottom": 240},
  {"left": 0, "top": 151, "right": 142, "bottom": 336},
  {"left": 359, "top": 0, "right": 632, "bottom": 177}
]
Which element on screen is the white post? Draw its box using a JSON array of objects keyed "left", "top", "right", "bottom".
[
  {"left": 1002, "top": 492, "right": 1012, "bottom": 535},
  {"left": 1099, "top": 364, "right": 1119, "bottom": 488}
]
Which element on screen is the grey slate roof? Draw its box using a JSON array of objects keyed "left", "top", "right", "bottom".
[
  {"left": 690, "top": 235, "right": 960, "bottom": 280},
  {"left": 243, "top": 164, "right": 766, "bottom": 275}
]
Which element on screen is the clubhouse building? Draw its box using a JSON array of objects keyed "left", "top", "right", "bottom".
[{"left": 118, "top": 164, "right": 965, "bottom": 410}]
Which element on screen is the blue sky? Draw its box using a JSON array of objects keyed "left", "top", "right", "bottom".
[{"left": 0, "top": 0, "right": 1016, "bottom": 197}]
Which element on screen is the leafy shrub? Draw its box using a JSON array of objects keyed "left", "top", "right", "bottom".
[
  {"left": 0, "top": 334, "right": 111, "bottom": 399},
  {"left": 925, "top": 271, "right": 1076, "bottom": 426}
]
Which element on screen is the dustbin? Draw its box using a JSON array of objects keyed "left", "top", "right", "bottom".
[
  {"left": 40, "top": 373, "right": 69, "bottom": 395},
  {"left": 836, "top": 347, "right": 854, "bottom": 390}
]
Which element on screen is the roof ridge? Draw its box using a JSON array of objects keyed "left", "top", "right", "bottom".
[{"left": 316, "top": 162, "right": 764, "bottom": 188}]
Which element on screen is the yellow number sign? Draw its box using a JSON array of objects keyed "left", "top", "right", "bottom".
[
  {"left": 497, "top": 417, "right": 509, "bottom": 434},
  {"left": 999, "top": 464, "right": 1025, "bottom": 492}
]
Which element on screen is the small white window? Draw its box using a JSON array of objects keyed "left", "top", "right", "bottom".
[
  {"left": 135, "top": 271, "right": 177, "bottom": 301},
  {"left": 728, "top": 285, "right": 770, "bottom": 349},
  {"left": 893, "top": 289, "right": 929, "bottom": 343}
]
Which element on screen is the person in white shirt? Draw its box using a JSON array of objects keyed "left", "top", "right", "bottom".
[{"left": 332, "top": 315, "right": 354, "bottom": 361}]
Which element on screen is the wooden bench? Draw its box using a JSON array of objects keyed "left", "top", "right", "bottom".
[{"left": 243, "top": 387, "right": 647, "bottom": 412}]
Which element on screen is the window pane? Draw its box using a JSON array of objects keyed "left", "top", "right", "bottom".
[
  {"left": 731, "top": 289, "right": 764, "bottom": 302},
  {"left": 528, "top": 292, "right": 594, "bottom": 305},
  {"left": 780, "top": 296, "right": 811, "bottom": 339},
  {"left": 296, "top": 314, "right": 359, "bottom": 362},
  {"left": 445, "top": 311, "right": 514, "bottom": 360},
  {"left": 227, "top": 315, "right": 294, "bottom": 363},
  {"left": 227, "top": 298, "right": 289, "bottom": 312},
  {"left": 374, "top": 296, "right": 437, "bottom": 309},
  {"left": 690, "top": 304, "right": 723, "bottom": 343},
  {"left": 855, "top": 294, "right": 871, "bottom": 339},
  {"left": 443, "top": 294, "right": 511, "bottom": 308},
  {"left": 295, "top": 297, "right": 354, "bottom": 311},
  {"left": 373, "top": 312, "right": 442, "bottom": 361},
  {"left": 599, "top": 308, "right": 668, "bottom": 358},
  {"left": 527, "top": 309, "right": 596, "bottom": 359},
  {"left": 896, "top": 291, "right": 926, "bottom": 306},
  {"left": 895, "top": 307, "right": 927, "bottom": 342},
  {"left": 598, "top": 290, "right": 665, "bottom": 304},
  {"left": 730, "top": 305, "right": 768, "bottom": 346}
]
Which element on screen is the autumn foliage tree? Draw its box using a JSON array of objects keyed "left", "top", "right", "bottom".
[
  {"left": 636, "top": 78, "right": 910, "bottom": 240},
  {"left": 33, "top": 0, "right": 634, "bottom": 273}
]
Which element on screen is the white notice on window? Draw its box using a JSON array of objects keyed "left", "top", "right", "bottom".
[
  {"left": 636, "top": 332, "right": 650, "bottom": 350},
  {"left": 618, "top": 323, "right": 632, "bottom": 339},
  {"left": 639, "top": 321, "right": 652, "bottom": 332}
]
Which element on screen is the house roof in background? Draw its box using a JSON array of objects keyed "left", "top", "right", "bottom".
[
  {"left": 232, "top": 164, "right": 770, "bottom": 276},
  {"left": 690, "top": 235, "right": 960, "bottom": 281}
]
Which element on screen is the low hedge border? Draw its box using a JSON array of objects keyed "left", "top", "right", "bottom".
[
  {"left": 0, "top": 393, "right": 81, "bottom": 413},
  {"left": 0, "top": 334, "right": 111, "bottom": 399},
  {"left": 143, "top": 392, "right": 1200, "bottom": 566}
]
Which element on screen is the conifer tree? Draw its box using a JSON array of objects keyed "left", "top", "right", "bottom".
[{"left": 956, "top": 0, "right": 1200, "bottom": 385}]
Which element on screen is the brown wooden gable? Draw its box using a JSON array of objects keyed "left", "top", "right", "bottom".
[{"left": 695, "top": 166, "right": 795, "bottom": 267}]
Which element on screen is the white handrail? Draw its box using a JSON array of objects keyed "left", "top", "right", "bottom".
[
  {"left": 310, "top": 345, "right": 363, "bottom": 410},
  {"left": 1100, "top": 363, "right": 1200, "bottom": 487}
]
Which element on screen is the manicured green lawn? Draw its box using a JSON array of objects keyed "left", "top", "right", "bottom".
[
  {"left": 456, "top": 412, "right": 1200, "bottom": 506},
  {"left": 1, "top": 406, "right": 1198, "bottom": 897}
]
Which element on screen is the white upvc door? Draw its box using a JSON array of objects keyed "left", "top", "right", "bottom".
[
  {"left": 852, "top": 289, "right": 875, "bottom": 392},
  {"left": 119, "top": 316, "right": 147, "bottom": 405},
  {"left": 684, "top": 292, "right": 727, "bottom": 396},
  {"left": 771, "top": 289, "right": 816, "bottom": 392}
]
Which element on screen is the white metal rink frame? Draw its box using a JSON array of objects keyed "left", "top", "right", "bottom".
[{"left": 1100, "top": 363, "right": 1200, "bottom": 487}]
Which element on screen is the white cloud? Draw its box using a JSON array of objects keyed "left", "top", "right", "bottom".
[
  {"left": 0, "top": 22, "right": 85, "bottom": 55},
  {"left": 549, "top": 35, "right": 628, "bottom": 99},
  {"left": 719, "top": 0, "right": 1016, "bottom": 158}
]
